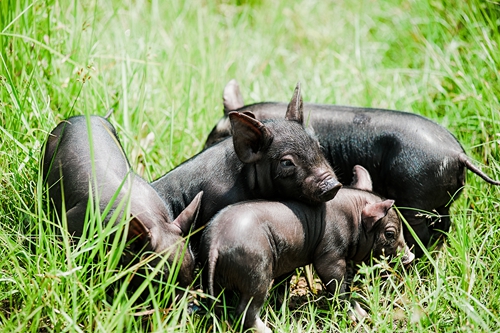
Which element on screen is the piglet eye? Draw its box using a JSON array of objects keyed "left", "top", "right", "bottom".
[
  {"left": 280, "top": 159, "right": 295, "bottom": 167},
  {"left": 385, "top": 230, "right": 395, "bottom": 240}
]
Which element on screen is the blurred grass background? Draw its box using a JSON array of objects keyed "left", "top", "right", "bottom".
[{"left": 1, "top": 0, "right": 499, "bottom": 331}]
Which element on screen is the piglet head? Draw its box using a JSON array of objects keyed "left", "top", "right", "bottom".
[
  {"left": 352, "top": 165, "right": 414, "bottom": 265},
  {"left": 361, "top": 199, "right": 414, "bottom": 265},
  {"left": 128, "top": 191, "right": 203, "bottom": 288},
  {"left": 229, "top": 82, "right": 341, "bottom": 204}
]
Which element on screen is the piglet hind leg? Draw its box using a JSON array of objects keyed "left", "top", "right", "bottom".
[
  {"left": 208, "top": 283, "right": 242, "bottom": 318},
  {"left": 236, "top": 290, "right": 271, "bottom": 333},
  {"left": 58, "top": 201, "right": 88, "bottom": 238}
]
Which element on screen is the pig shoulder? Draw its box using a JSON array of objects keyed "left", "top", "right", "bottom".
[{"left": 318, "top": 188, "right": 382, "bottom": 259}]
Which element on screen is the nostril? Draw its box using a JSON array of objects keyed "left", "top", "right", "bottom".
[
  {"left": 331, "top": 179, "right": 342, "bottom": 190},
  {"left": 402, "top": 246, "right": 415, "bottom": 265},
  {"left": 319, "top": 178, "right": 342, "bottom": 201},
  {"left": 322, "top": 178, "right": 342, "bottom": 191}
]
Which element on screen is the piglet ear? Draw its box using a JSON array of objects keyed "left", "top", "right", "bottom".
[
  {"left": 285, "top": 82, "right": 304, "bottom": 125},
  {"left": 241, "top": 111, "right": 256, "bottom": 119},
  {"left": 128, "top": 217, "right": 150, "bottom": 243},
  {"left": 350, "top": 165, "right": 373, "bottom": 191},
  {"left": 362, "top": 199, "right": 394, "bottom": 232},
  {"left": 229, "top": 111, "right": 274, "bottom": 163},
  {"left": 173, "top": 191, "right": 203, "bottom": 235},
  {"left": 223, "top": 79, "right": 245, "bottom": 114}
]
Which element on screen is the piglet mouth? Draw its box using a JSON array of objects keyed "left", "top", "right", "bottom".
[
  {"left": 401, "top": 246, "right": 415, "bottom": 265},
  {"left": 318, "top": 176, "right": 342, "bottom": 201}
]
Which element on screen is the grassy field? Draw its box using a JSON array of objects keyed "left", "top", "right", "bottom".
[{"left": 1, "top": 0, "right": 500, "bottom": 331}]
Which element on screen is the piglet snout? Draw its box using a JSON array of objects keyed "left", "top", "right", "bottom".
[
  {"left": 401, "top": 245, "right": 415, "bottom": 265},
  {"left": 318, "top": 175, "right": 342, "bottom": 201}
]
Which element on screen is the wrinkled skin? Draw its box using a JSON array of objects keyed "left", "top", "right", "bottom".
[
  {"left": 42, "top": 115, "right": 203, "bottom": 288},
  {"left": 205, "top": 79, "right": 500, "bottom": 257},
  {"left": 200, "top": 165, "right": 414, "bottom": 333},
  {"left": 151, "top": 83, "right": 341, "bottom": 250}
]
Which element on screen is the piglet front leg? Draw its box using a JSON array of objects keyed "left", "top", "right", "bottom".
[
  {"left": 313, "top": 256, "right": 347, "bottom": 295},
  {"left": 344, "top": 264, "right": 368, "bottom": 320},
  {"left": 314, "top": 256, "right": 368, "bottom": 319}
]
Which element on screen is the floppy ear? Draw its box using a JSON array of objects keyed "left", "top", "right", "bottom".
[
  {"left": 223, "top": 79, "right": 245, "bottom": 114},
  {"left": 285, "top": 82, "right": 304, "bottom": 125},
  {"left": 229, "top": 111, "right": 274, "bottom": 163},
  {"left": 241, "top": 111, "right": 256, "bottom": 119},
  {"left": 362, "top": 199, "right": 394, "bottom": 232},
  {"left": 173, "top": 191, "right": 203, "bottom": 235},
  {"left": 350, "top": 165, "right": 373, "bottom": 191},
  {"left": 128, "top": 217, "right": 150, "bottom": 243}
]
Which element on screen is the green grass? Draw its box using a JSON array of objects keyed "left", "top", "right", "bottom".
[{"left": 1, "top": 0, "right": 499, "bottom": 331}]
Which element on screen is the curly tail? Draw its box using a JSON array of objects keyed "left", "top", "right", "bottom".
[{"left": 459, "top": 153, "right": 500, "bottom": 185}]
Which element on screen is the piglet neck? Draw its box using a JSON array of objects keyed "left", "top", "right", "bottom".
[
  {"left": 349, "top": 212, "right": 376, "bottom": 264},
  {"left": 242, "top": 162, "right": 274, "bottom": 198}
]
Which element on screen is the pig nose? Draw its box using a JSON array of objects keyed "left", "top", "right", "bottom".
[
  {"left": 318, "top": 178, "right": 342, "bottom": 201},
  {"left": 401, "top": 245, "right": 415, "bottom": 265}
]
